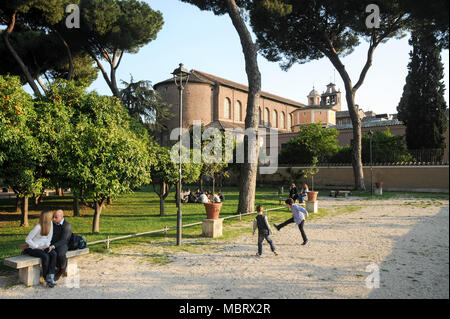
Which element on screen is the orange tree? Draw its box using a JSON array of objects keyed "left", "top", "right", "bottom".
[{"left": 0, "top": 75, "right": 44, "bottom": 226}]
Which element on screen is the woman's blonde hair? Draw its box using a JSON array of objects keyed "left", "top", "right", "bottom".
[{"left": 39, "top": 210, "right": 53, "bottom": 236}]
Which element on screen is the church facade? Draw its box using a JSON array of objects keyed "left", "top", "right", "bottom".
[{"left": 154, "top": 69, "right": 342, "bottom": 145}]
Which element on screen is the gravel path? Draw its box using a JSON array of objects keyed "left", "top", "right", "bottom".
[{"left": 1, "top": 199, "right": 448, "bottom": 299}]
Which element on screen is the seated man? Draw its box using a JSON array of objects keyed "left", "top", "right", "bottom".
[
  {"left": 187, "top": 191, "right": 197, "bottom": 203},
  {"left": 50, "top": 209, "right": 72, "bottom": 281},
  {"left": 218, "top": 189, "right": 225, "bottom": 202},
  {"left": 213, "top": 192, "right": 221, "bottom": 203},
  {"left": 289, "top": 183, "right": 299, "bottom": 202},
  {"left": 195, "top": 188, "right": 202, "bottom": 197}
]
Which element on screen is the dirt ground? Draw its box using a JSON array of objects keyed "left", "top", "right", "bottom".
[{"left": 1, "top": 198, "right": 448, "bottom": 299}]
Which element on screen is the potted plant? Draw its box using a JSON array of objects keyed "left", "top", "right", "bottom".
[
  {"left": 303, "top": 156, "right": 320, "bottom": 201},
  {"left": 201, "top": 161, "right": 228, "bottom": 219},
  {"left": 204, "top": 201, "right": 223, "bottom": 219}
]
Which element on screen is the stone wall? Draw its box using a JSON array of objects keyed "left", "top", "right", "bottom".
[{"left": 224, "top": 165, "right": 449, "bottom": 193}]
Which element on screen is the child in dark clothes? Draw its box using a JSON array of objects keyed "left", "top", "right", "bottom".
[{"left": 253, "top": 205, "right": 278, "bottom": 257}]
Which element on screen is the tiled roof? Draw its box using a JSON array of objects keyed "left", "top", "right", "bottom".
[
  {"left": 154, "top": 69, "right": 307, "bottom": 109},
  {"left": 330, "top": 119, "right": 404, "bottom": 130},
  {"left": 336, "top": 111, "right": 350, "bottom": 118}
]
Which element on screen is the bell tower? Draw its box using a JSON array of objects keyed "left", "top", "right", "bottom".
[
  {"left": 321, "top": 83, "right": 341, "bottom": 111},
  {"left": 307, "top": 86, "right": 321, "bottom": 106}
]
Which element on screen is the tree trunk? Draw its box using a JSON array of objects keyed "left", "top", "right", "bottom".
[
  {"left": 73, "top": 196, "right": 80, "bottom": 217},
  {"left": 16, "top": 195, "right": 22, "bottom": 214},
  {"left": 92, "top": 200, "right": 103, "bottom": 233},
  {"left": 199, "top": 176, "right": 203, "bottom": 192},
  {"left": 21, "top": 196, "right": 29, "bottom": 227},
  {"left": 53, "top": 28, "right": 73, "bottom": 81},
  {"left": 110, "top": 67, "right": 120, "bottom": 99},
  {"left": 325, "top": 50, "right": 366, "bottom": 191},
  {"left": 344, "top": 89, "right": 366, "bottom": 190},
  {"left": 160, "top": 181, "right": 169, "bottom": 216},
  {"left": 160, "top": 196, "right": 165, "bottom": 217},
  {"left": 226, "top": 0, "right": 261, "bottom": 214},
  {"left": 1, "top": 11, "right": 41, "bottom": 97},
  {"left": 33, "top": 195, "right": 40, "bottom": 207}
]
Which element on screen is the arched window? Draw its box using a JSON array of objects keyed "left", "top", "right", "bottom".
[
  {"left": 273, "top": 110, "right": 278, "bottom": 128},
  {"left": 234, "top": 101, "right": 242, "bottom": 122},
  {"left": 288, "top": 114, "right": 292, "bottom": 130},
  {"left": 280, "top": 112, "right": 285, "bottom": 129},
  {"left": 224, "top": 98, "right": 231, "bottom": 119},
  {"left": 264, "top": 108, "right": 269, "bottom": 125}
]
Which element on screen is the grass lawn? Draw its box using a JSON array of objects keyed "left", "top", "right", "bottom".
[{"left": 1, "top": 186, "right": 447, "bottom": 272}]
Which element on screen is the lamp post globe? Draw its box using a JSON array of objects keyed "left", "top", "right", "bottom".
[{"left": 172, "top": 63, "right": 190, "bottom": 246}]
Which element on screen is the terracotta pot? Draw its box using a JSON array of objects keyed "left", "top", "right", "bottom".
[
  {"left": 204, "top": 202, "right": 222, "bottom": 219},
  {"left": 375, "top": 182, "right": 383, "bottom": 188},
  {"left": 307, "top": 191, "right": 318, "bottom": 202}
]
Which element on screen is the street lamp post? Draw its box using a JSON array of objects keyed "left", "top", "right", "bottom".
[
  {"left": 369, "top": 130, "right": 374, "bottom": 197},
  {"left": 172, "top": 63, "right": 190, "bottom": 246}
]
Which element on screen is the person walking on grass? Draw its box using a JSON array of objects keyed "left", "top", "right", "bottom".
[
  {"left": 274, "top": 198, "right": 309, "bottom": 245},
  {"left": 253, "top": 205, "right": 278, "bottom": 257}
]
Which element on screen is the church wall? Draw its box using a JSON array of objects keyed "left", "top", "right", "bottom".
[
  {"left": 156, "top": 82, "right": 214, "bottom": 132},
  {"left": 218, "top": 86, "right": 248, "bottom": 124},
  {"left": 218, "top": 86, "right": 296, "bottom": 132}
]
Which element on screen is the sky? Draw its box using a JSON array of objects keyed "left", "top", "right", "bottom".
[{"left": 86, "top": 0, "right": 449, "bottom": 115}]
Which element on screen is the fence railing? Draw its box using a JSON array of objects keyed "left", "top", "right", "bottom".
[{"left": 87, "top": 206, "right": 287, "bottom": 249}]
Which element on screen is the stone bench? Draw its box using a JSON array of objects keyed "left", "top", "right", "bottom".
[
  {"left": 3, "top": 248, "right": 89, "bottom": 286},
  {"left": 329, "top": 190, "right": 351, "bottom": 198}
]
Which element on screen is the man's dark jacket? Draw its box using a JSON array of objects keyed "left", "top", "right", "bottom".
[{"left": 51, "top": 220, "right": 72, "bottom": 249}]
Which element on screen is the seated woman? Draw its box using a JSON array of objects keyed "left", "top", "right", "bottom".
[
  {"left": 182, "top": 188, "right": 192, "bottom": 203},
  {"left": 24, "top": 210, "right": 57, "bottom": 288},
  {"left": 299, "top": 183, "right": 309, "bottom": 203}
]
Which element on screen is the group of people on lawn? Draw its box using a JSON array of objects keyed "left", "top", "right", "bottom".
[{"left": 179, "top": 188, "right": 225, "bottom": 204}]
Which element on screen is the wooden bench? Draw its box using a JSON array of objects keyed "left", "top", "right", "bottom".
[
  {"left": 3, "top": 248, "right": 89, "bottom": 286},
  {"left": 329, "top": 190, "right": 351, "bottom": 198}
]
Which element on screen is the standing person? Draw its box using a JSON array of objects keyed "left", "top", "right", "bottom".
[
  {"left": 289, "top": 183, "right": 299, "bottom": 202},
  {"left": 299, "top": 183, "right": 309, "bottom": 203},
  {"left": 24, "top": 210, "right": 57, "bottom": 287},
  {"left": 50, "top": 209, "right": 72, "bottom": 281},
  {"left": 253, "top": 205, "right": 278, "bottom": 257},
  {"left": 274, "top": 198, "right": 309, "bottom": 245}
]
